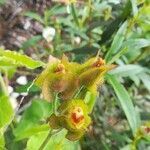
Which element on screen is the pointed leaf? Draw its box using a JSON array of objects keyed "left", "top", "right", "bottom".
[
  {"left": 24, "top": 11, "right": 44, "bottom": 24},
  {"left": 0, "top": 49, "right": 45, "bottom": 69},
  {"left": 105, "top": 21, "right": 128, "bottom": 63},
  {"left": 106, "top": 74, "right": 139, "bottom": 134}
]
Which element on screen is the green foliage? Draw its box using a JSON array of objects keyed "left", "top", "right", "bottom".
[
  {"left": 105, "top": 21, "right": 128, "bottom": 63},
  {"left": 22, "top": 36, "right": 43, "bottom": 50},
  {"left": 24, "top": 12, "right": 44, "bottom": 24},
  {"left": 14, "top": 99, "right": 53, "bottom": 140},
  {"left": 0, "top": 96, "right": 14, "bottom": 128},
  {"left": 106, "top": 74, "right": 140, "bottom": 134},
  {"left": 0, "top": 75, "right": 14, "bottom": 129},
  {"left": 0, "top": 49, "right": 45, "bottom": 69},
  {"left": 0, "top": 130, "right": 5, "bottom": 149},
  {"left": 0, "top": 0, "right": 5, "bottom": 5},
  {"left": 0, "top": 75, "right": 14, "bottom": 149},
  {"left": 27, "top": 129, "right": 80, "bottom": 150}
]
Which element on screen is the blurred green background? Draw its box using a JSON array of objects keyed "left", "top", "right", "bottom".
[{"left": 0, "top": 0, "right": 150, "bottom": 149}]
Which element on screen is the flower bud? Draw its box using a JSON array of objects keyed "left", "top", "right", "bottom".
[{"left": 49, "top": 99, "right": 91, "bottom": 140}]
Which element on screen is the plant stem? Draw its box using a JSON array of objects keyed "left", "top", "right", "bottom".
[
  {"left": 54, "top": 93, "right": 59, "bottom": 115},
  {"left": 38, "top": 129, "right": 61, "bottom": 150},
  {"left": 74, "top": 85, "right": 84, "bottom": 98},
  {"left": 38, "top": 129, "right": 52, "bottom": 150}
]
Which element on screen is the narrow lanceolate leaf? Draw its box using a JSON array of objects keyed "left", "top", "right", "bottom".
[
  {"left": 130, "top": 0, "right": 138, "bottom": 16},
  {"left": 106, "top": 74, "right": 139, "bottom": 134},
  {"left": 0, "top": 49, "right": 45, "bottom": 69},
  {"left": 105, "top": 21, "right": 128, "bottom": 63},
  {"left": 122, "top": 38, "right": 150, "bottom": 50},
  {"left": 138, "top": 73, "right": 150, "bottom": 91},
  {"left": 109, "top": 65, "right": 145, "bottom": 77},
  {"left": 22, "top": 35, "right": 42, "bottom": 50},
  {"left": 23, "top": 11, "right": 44, "bottom": 24}
]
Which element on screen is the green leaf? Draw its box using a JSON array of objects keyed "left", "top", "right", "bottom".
[
  {"left": 23, "top": 12, "right": 44, "bottom": 24},
  {"left": 4, "top": 127, "right": 25, "bottom": 150},
  {"left": 0, "top": 75, "right": 14, "bottom": 129},
  {"left": 84, "top": 91, "right": 96, "bottom": 113},
  {"left": 0, "top": 66, "right": 17, "bottom": 79},
  {"left": 123, "top": 39, "right": 150, "bottom": 50},
  {"left": 15, "top": 124, "right": 49, "bottom": 141},
  {"left": 105, "top": 21, "right": 128, "bottom": 63},
  {"left": 15, "top": 82, "right": 40, "bottom": 94},
  {"left": 109, "top": 65, "right": 145, "bottom": 77},
  {"left": 130, "top": 0, "right": 138, "bottom": 16},
  {"left": 27, "top": 130, "right": 49, "bottom": 150},
  {"left": 120, "top": 144, "right": 131, "bottom": 150},
  {"left": 108, "top": 47, "right": 128, "bottom": 64},
  {"left": 0, "top": 56, "right": 17, "bottom": 67},
  {"left": 14, "top": 99, "right": 53, "bottom": 140},
  {"left": 0, "top": 96, "right": 14, "bottom": 128},
  {"left": 27, "top": 129, "right": 81, "bottom": 150},
  {"left": 0, "top": 49, "right": 45, "bottom": 69},
  {"left": 138, "top": 73, "right": 150, "bottom": 91},
  {"left": 0, "top": 74, "right": 14, "bottom": 128},
  {"left": 106, "top": 74, "right": 140, "bottom": 134},
  {"left": 22, "top": 36, "right": 42, "bottom": 50},
  {"left": 70, "top": 45, "right": 98, "bottom": 54},
  {"left": 44, "top": 5, "right": 66, "bottom": 25},
  {"left": 0, "top": 130, "right": 5, "bottom": 149}
]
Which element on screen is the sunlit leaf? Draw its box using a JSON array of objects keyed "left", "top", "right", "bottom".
[
  {"left": 0, "top": 96, "right": 14, "bottom": 128},
  {"left": 14, "top": 124, "right": 49, "bottom": 141},
  {"left": 0, "top": 130, "right": 5, "bottom": 149},
  {"left": 0, "top": 49, "right": 45, "bottom": 69}
]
